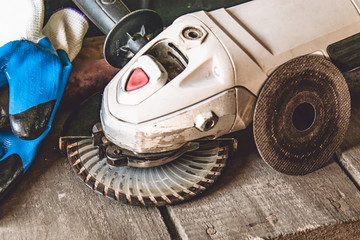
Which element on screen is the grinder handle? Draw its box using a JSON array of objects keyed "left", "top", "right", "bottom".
[{"left": 72, "top": 0, "right": 130, "bottom": 34}]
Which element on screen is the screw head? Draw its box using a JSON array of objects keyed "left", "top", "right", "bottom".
[
  {"left": 106, "top": 145, "right": 128, "bottom": 167},
  {"left": 182, "top": 27, "right": 203, "bottom": 40},
  {"left": 195, "top": 112, "right": 218, "bottom": 132}
]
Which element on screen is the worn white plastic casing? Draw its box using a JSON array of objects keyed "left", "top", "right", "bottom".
[{"left": 101, "top": 0, "right": 360, "bottom": 154}]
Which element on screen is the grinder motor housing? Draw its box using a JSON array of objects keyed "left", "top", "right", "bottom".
[{"left": 101, "top": 0, "right": 360, "bottom": 154}]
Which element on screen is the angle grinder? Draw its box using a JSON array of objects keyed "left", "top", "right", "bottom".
[{"left": 60, "top": 0, "right": 360, "bottom": 205}]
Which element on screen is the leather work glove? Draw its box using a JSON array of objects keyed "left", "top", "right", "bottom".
[{"left": 0, "top": 0, "right": 88, "bottom": 200}]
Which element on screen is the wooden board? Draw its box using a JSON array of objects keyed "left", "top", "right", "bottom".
[
  {"left": 339, "top": 72, "right": 360, "bottom": 188},
  {"left": 0, "top": 112, "right": 171, "bottom": 240},
  {"left": 166, "top": 127, "right": 360, "bottom": 239},
  {"left": 0, "top": 37, "right": 170, "bottom": 240}
]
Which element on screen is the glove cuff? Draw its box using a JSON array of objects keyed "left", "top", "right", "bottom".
[{"left": 42, "top": 8, "right": 89, "bottom": 62}]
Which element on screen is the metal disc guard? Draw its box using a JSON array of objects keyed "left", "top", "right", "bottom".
[{"left": 60, "top": 93, "right": 235, "bottom": 206}]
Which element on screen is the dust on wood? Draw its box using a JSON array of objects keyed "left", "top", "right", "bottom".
[
  {"left": 0, "top": 36, "right": 170, "bottom": 240},
  {"left": 166, "top": 127, "right": 360, "bottom": 239},
  {"left": 339, "top": 89, "right": 360, "bottom": 188},
  {"left": 0, "top": 110, "right": 171, "bottom": 240},
  {"left": 272, "top": 220, "right": 360, "bottom": 240}
]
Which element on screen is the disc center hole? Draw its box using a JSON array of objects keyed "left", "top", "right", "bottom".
[{"left": 292, "top": 102, "right": 315, "bottom": 131}]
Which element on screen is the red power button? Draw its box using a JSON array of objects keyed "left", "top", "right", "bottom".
[{"left": 126, "top": 68, "right": 149, "bottom": 91}]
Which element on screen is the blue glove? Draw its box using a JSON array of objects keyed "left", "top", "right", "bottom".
[{"left": 0, "top": 2, "right": 88, "bottom": 200}]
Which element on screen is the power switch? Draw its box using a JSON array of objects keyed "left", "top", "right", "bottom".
[{"left": 126, "top": 68, "right": 149, "bottom": 91}]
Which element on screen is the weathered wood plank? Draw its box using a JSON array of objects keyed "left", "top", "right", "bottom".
[
  {"left": 0, "top": 37, "right": 170, "bottom": 239},
  {"left": 339, "top": 71, "right": 360, "bottom": 186},
  {"left": 166, "top": 128, "right": 360, "bottom": 239},
  {"left": 0, "top": 111, "right": 170, "bottom": 240}
]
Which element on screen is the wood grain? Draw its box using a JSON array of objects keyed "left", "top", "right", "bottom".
[
  {"left": 339, "top": 86, "right": 360, "bottom": 186},
  {"left": 166, "top": 128, "right": 360, "bottom": 239},
  {"left": 0, "top": 112, "right": 170, "bottom": 240}
]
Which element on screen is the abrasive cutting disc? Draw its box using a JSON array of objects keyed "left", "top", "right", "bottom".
[
  {"left": 66, "top": 138, "right": 230, "bottom": 206},
  {"left": 61, "top": 93, "right": 234, "bottom": 206},
  {"left": 253, "top": 55, "right": 350, "bottom": 175}
]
